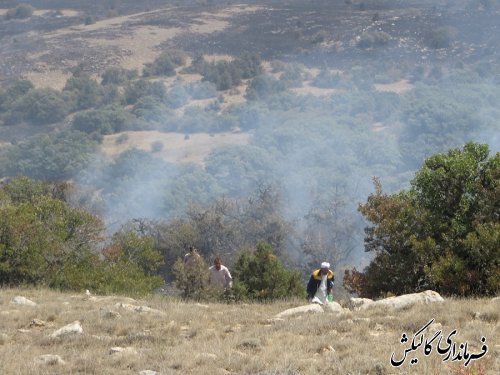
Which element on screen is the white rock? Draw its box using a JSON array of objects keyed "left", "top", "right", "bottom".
[
  {"left": 491, "top": 296, "right": 500, "bottom": 303},
  {"left": 350, "top": 297, "right": 373, "bottom": 309},
  {"left": 139, "top": 371, "right": 160, "bottom": 375},
  {"left": 50, "top": 321, "right": 83, "bottom": 338},
  {"left": 100, "top": 308, "right": 121, "bottom": 319},
  {"left": 30, "top": 319, "right": 46, "bottom": 327},
  {"left": 114, "top": 303, "right": 164, "bottom": 315},
  {"left": 323, "top": 301, "right": 346, "bottom": 314},
  {"left": 109, "top": 346, "right": 138, "bottom": 356},
  {"left": 274, "top": 304, "right": 324, "bottom": 319},
  {"left": 11, "top": 296, "right": 37, "bottom": 306},
  {"left": 35, "top": 354, "right": 66, "bottom": 365},
  {"left": 358, "top": 290, "right": 444, "bottom": 310}
]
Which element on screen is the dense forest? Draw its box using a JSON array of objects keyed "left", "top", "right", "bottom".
[{"left": 0, "top": 0, "right": 498, "bottom": 298}]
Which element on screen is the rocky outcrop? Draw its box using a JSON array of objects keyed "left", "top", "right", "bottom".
[
  {"left": 50, "top": 321, "right": 83, "bottom": 338},
  {"left": 355, "top": 290, "right": 444, "bottom": 310},
  {"left": 274, "top": 303, "right": 324, "bottom": 319},
  {"left": 11, "top": 296, "right": 37, "bottom": 306}
]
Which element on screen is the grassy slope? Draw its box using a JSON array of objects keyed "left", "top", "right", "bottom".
[{"left": 0, "top": 287, "right": 498, "bottom": 374}]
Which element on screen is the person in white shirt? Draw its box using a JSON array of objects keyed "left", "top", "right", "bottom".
[{"left": 209, "top": 257, "right": 233, "bottom": 291}]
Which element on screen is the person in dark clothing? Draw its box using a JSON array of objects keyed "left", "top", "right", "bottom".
[{"left": 307, "top": 262, "right": 334, "bottom": 304}]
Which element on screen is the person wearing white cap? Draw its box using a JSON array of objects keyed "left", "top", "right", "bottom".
[{"left": 307, "top": 262, "right": 334, "bottom": 304}]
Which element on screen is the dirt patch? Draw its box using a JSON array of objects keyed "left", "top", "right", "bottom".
[
  {"left": 291, "top": 83, "right": 336, "bottom": 97},
  {"left": 100, "top": 130, "right": 251, "bottom": 165},
  {"left": 24, "top": 69, "right": 72, "bottom": 90},
  {"left": 374, "top": 79, "right": 413, "bottom": 94}
]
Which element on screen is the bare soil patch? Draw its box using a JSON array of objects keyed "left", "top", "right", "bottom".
[
  {"left": 374, "top": 79, "right": 413, "bottom": 94},
  {"left": 100, "top": 130, "right": 251, "bottom": 165}
]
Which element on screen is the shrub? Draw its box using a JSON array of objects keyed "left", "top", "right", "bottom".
[
  {"left": 425, "top": 26, "right": 458, "bottom": 49},
  {"left": 311, "top": 69, "right": 341, "bottom": 88},
  {"left": 151, "top": 140, "right": 164, "bottom": 152},
  {"left": 5, "top": 88, "right": 71, "bottom": 125},
  {"left": 232, "top": 242, "right": 306, "bottom": 301},
  {"left": 143, "top": 51, "right": 178, "bottom": 77},
  {"left": 2, "top": 130, "right": 97, "bottom": 180},
  {"left": 101, "top": 67, "right": 137, "bottom": 85},
  {"left": 64, "top": 75, "right": 102, "bottom": 110},
  {"left": 5, "top": 4, "right": 34, "bottom": 20},
  {"left": 124, "top": 80, "right": 166, "bottom": 104},
  {"left": 72, "top": 106, "right": 130, "bottom": 135},
  {"left": 351, "top": 143, "right": 500, "bottom": 297},
  {"left": 0, "top": 178, "right": 164, "bottom": 295},
  {"left": 173, "top": 254, "right": 209, "bottom": 299},
  {"left": 356, "top": 30, "right": 390, "bottom": 48}
]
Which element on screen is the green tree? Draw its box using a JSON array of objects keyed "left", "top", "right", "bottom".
[
  {"left": 173, "top": 253, "right": 209, "bottom": 299},
  {"left": 64, "top": 75, "right": 102, "bottom": 110},
  {"left": 5, "top": 4, "right": 34, "bottom": 19},
  {"left": 348, "top": 143, "right": 499, "bottom": 297},
  {"left": 143, "top": 51, "right": 178, "bottom": 77},
  {"left": 72, "top": 106, "right": 131, "bottom": 135},
  {"left": 5, "top": 88, "right": 71, "bottom": 125},
  {"left": 0, "top": 178, "right": 164, "bottom": 295},
  {"left": 232, "top": 242, "right": 305, "bottom": 301},
  {"left": 2, "top": 130, "right": 97, "bottom": 180}
]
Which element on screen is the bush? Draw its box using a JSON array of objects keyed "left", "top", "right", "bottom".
[
  {"left": 0, "top": 178, "right": 164, "bottom": 295},
  {"left": 425, "top": 26, "right": 458, "bottom": 49},
  {"left": 2, "top": 130, "right": 97, "bottom": 180},
  {"left": 151, "top": 140, "right": 164, "bottom": 152},
  {"left": 124, "top": 80, "right": 166, "bottom": 105},
  {"left": 5, "top": 4, "right": 34, "bottom": 20},
  {"left": 173, "top": 253, "right": 209, "bottom": 299},
  {"left": 350, "top": 143, "right": 500, "bottom": 297},
  {"left": 198, "top": 52, "right": 262, "bottom": 91},
  {"left": 64, "top": 75, "right": 102, "bottom": 110},
  {"left": 143, "top": 51, "right": 178, "bottom": 77},
  {"left": 72, "top": 106, "right": 131, "bottom": 135},
  {"left": 101, "top": 67, "right": 137, "bottom": 85},
  {"left": 245, "top": 75, "right": 286, "bottom": 100},
  {"left": 356, "top": 30, "right": 390, "bottom": 48},
  {"left": 311, "top": 69, "right": 341, "bottom": 88},
  {"left": 232, "top": 242, "right": 306, "bottom": 301},
  {"left": 5, "top": 88, "right": 71, "bottom": 125}
]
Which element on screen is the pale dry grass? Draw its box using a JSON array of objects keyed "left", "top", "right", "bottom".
[
  {"left": 100, "top": 131, "right": 252, "bottom": 165},
  {"left": 0, "top": 287, "right": 498, "bottom": 375},
  {"left": 374, "top": 79, "right": 413, "bottom": 94}
]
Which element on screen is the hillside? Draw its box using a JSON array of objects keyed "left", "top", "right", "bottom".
[
  {"left": 0, "top": 0, "right": 498, "bottom": 344},
  {"left": 0, "top": 287, "right": 498, "bottom": 374}
]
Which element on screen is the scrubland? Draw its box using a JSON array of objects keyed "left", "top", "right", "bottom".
[{"left": 0, "top": 288, "right": 498, "bottom": 375}]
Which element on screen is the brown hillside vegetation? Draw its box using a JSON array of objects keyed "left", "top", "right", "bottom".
[{"left": 0, "top": 288, "right": 498, "bottom": 375}]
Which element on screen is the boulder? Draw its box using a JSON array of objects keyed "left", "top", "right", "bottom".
[
  {"left": 35, "top": 354, "right": 66, "bottom": 365},
  {"left": 358, "top": 290, "right": 444, "bottom": 310},
  {"left": 323, "top": 301, "right": 346, "bottom": 314},
  {"left": 11, "top": 296, "right": 37, "bottom": 307},
  {"left": 50, "top": 321, "right": 83, "bottom": 338},
  {"left": 114, "top": 303, "right": 164, "bottom": 315},
  {"left": 274, "top": 303, "right": 324, "bottom": 319},
  {"left": 349, "top": 297, "right": 373, "bottom": 310},
  {"left": 110, "top": 346, "right": 138, "bottom": 356}
]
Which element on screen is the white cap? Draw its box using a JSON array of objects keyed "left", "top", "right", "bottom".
[{"left": 320, "top": 262, "right": 330, "bottom": 269}]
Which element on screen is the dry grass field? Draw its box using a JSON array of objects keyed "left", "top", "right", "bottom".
[
  {"left": 0, "top": 287, "right": 498, "bottom": 375},
  {"left": 100, "top": 131, "right": 251, "bottom": 165}
]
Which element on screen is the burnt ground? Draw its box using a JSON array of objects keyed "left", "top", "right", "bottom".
[{"left": 0, "top": 0, "right": 499, "bottom": 83}]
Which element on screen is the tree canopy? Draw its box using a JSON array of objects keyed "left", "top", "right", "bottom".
[{"left": 345, "top": 142, "right": 499, "bottom": 297}]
